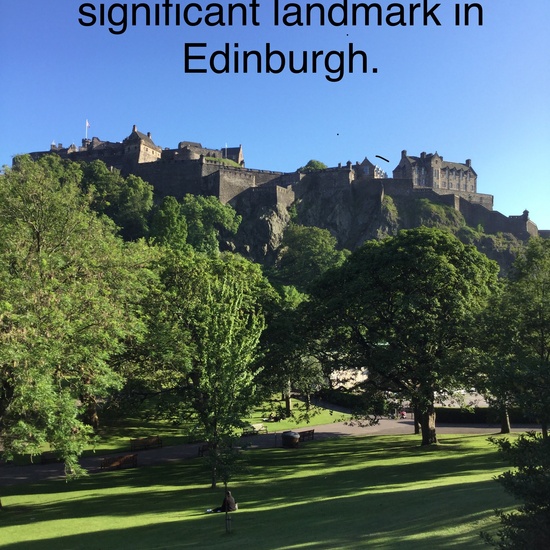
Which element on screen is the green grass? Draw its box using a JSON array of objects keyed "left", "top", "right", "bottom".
[
  {"left": 12, "top": 398, "right": 347, "bottom": 464},
  {"left": 0, "top": 433, "right": 515, "bottom": 549}
]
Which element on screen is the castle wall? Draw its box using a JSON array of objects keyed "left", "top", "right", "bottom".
[
  {"left": 351, "top": 177, "right": 385, "bottom": 198},
  {"left": 134, "top": 159, "right": 204, "bottom": 199},
  {"left": 458, "top": 199, "right": 537, "bottom": 239},
  {"left": 380, "top": 178, "right": 415, "bottom": 195},
  {"left": 276, "top": 185, "right": 296, "bottom": 210},
  {"left": 415, "top": 189, "right": 459, "bottom": 209},
  {"left": 298, "top": 165, "right": 354, "bottom": 193},
  {"left": 432, "top": 189, "right": 493, "bottom": 210},
  {"left": 265, "top": 171, "right": 303, "bottom": 188},
  {"left": 216, "top": 169, "right": 257, "bottom": 204},
  {"left": 250, "top": 169, "right": 287, "bottom": 186},
  {"left": 232, "top": 184, "right": 295, "bottom": 211}
]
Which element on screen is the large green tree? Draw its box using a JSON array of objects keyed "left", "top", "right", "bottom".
[
  {"left": 0, "top": 155, "right": 154, "bottom": 474},
  {"left": 141, "top": 250, "right": 273, "bottom": 487},
  {"left": 258, "top": 285, "right": 325, "bottom": 417},
  {"left": 479, "top": 238, "right": 550, "bottom": 437},
  {"left": 304, "top": 227, "right": 499, "bottom": 445}
]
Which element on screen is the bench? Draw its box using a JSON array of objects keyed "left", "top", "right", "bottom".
[
  {"left": 100, "top": 454, "right": 138, "bottom": 470},
  {"left": 130, "top": 435, "right": 162, "bottom": 451},
  {"left": 241, "top": 423, "right": 268, "bottom": 436},
  {"left": 40, "top": 451, "right": 61, "bottom": 464},
  {"left": 298, "top": 429, "right": 315, "bottom": 442}
]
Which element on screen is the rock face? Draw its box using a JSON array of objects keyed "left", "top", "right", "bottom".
[
  {"left": 230, "top": 187, "right": 293, "bottom": 261},
  {"left": 231, "top": 173, "right": 524, "bottom": 276}
]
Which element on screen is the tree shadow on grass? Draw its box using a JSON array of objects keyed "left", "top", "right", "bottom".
[
  {"left": 1, "top": 434, "right": 511, "bottom": 548},
  {"left": 0, "top": 477, "right": 511, "bottom": 550}
]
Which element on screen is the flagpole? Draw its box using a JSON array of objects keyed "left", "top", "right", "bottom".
[{"left": 85, "top": 120, "right": 88, "bottom": 140}]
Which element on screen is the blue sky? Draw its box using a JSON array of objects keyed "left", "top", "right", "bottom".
[{"left": 1, "top": 0, "right": 549, "bottom": 229}]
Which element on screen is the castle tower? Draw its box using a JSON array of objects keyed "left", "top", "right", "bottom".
[{"left": 122, "top": 125, "right": 162, "bottom": 170}]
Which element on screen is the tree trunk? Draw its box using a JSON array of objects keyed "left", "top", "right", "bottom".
[
  {"left": 81, "top": 392, "right": 99, "bottom": 431},
  {"left": 284, "top": 379, "right": 292, "bottom": 417},
  {"left": 500, "top": 406, "right": 511, "bottom": 434},
  {"left": 541, "top": 420, "right": 548, "bottom": 440},
  {"left": 413, "top": 403, "right": 421, "bottom": 435},
  {"left": 210, "top": 441, "right": 219, "bottom": 489},
  {"left": 419, "top": 403, "right": 437, "bottom": 445}
]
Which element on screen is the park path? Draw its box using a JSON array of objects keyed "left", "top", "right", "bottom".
[{"left": 0, "top": 418, "right": 527, "bottom": 488}]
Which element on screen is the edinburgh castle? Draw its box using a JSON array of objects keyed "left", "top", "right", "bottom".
[{"left": 28, "top": 125, "right": 547, "bottom": 263}]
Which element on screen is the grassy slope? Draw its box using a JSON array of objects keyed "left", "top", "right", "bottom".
[{"left": 0, "top": 434, "right": 515, "bottom": 549}]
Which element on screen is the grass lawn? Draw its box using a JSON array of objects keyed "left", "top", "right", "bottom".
[
  {"left": 79, "top": 398, "right": 352, "bottom": 458},
  {"left": 0, "top": 433, "right": 515, "bottom": 549},
  {"left": 8, "top": 398, "right": 350, "bottom": 466}
]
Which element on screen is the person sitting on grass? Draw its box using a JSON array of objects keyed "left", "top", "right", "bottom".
[{"left": 207, "top": 490, "right": 237, "bottom": 513}]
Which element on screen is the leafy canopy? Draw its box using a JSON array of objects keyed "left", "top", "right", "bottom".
[
  {"left": 0, "top": 155, "right": 155, "bottom": 474},
  {"left": 304, "top": 227, "right": 499, "bottom": 445}
]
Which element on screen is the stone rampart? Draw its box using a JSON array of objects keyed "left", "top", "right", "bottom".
[
  {"left": 217, "top": 169, "right": 257, "bottom": 204},
  {"left": 432, "top": 188, "right": 493, "bottom": 210},
  {"left": 134, "top": 159, "right": 204, "bottom": 199},
  {"left": 301, "top": 166, "right": 354, "bottom": 189},
  {"left": 458, "top": 199, "right": 537, "bottom": 239},
  {"left": 276, "top": 185, "right": 296, "bottom": 210}
]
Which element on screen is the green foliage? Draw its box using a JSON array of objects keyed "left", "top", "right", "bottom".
[
  {"left": 0, "top": 155, "right": 155, "bottom": 475},
  {"left": 457, "top": 227, "right": 522, "bottom": 258},
  {"left": 258, "top": 284, "right": 325, "bottom": 414},
  {"left": 205, "top": 156, "right": 242, "bottom": 168},
  {"left": 270, "top": 224, "right": 348, "bottom": 292},
  {"left": 381, "top": 195, "right": 399, "bottom": 224},
  {"left": 456, "top": 225, "right": 483, "bottom": 244},
  {"left": 180, "top": 194, "right": 241, "bottom": 255},
  {"left": 148, "top": 196, "right": 188, "bottom": 250},
  {"left": 410, "top": 198, "right": 466, "bottom": 230},
  {"left": 79, "top": 159, "right": 154, "bottom": 240},
  {"left": 298, "top": 159, "right": 328, "bottom": 172},
  {"left": 287, "top": 202, "right": 299, "bottom": 222},
  {"left": 305, "top": 227, "right": 500, "bottom": 445},
  {"left": 479, "top": 238, "right": 550, "bottom": 433},
  {"left": 483, "top": 432, "right": 550, "bottom": 548},
  {"left": 141, "top": 250, "right": 273, "bottom": 486}
]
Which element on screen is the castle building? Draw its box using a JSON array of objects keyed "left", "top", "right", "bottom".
[
  {"left": 25, "top": 127, "right": 542, "bottom": 245},
  {"left": 393, "top": 150, "right": 477, "bottom": 193},
  {"left": 43, "top": 125, "right": 244, "bottom": 176}
]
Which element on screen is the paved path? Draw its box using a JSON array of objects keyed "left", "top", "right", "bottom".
[{"left": 0, "top": 419, "right": 530, "bottom": 487}]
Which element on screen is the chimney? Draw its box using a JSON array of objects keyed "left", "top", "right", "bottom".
[
  {"left": 147, "top": 132, "right": 151, "bottom": 139},
  {"left": 132, "top": 124, "right": 137, "bottom": 132},
  {"left": 466, "top": 159, "right": 471, "bottom": 167}
]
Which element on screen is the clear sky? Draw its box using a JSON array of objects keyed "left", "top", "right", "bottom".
[{"left": 1, "top": 1, "right": 549, "bottom": 229}]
